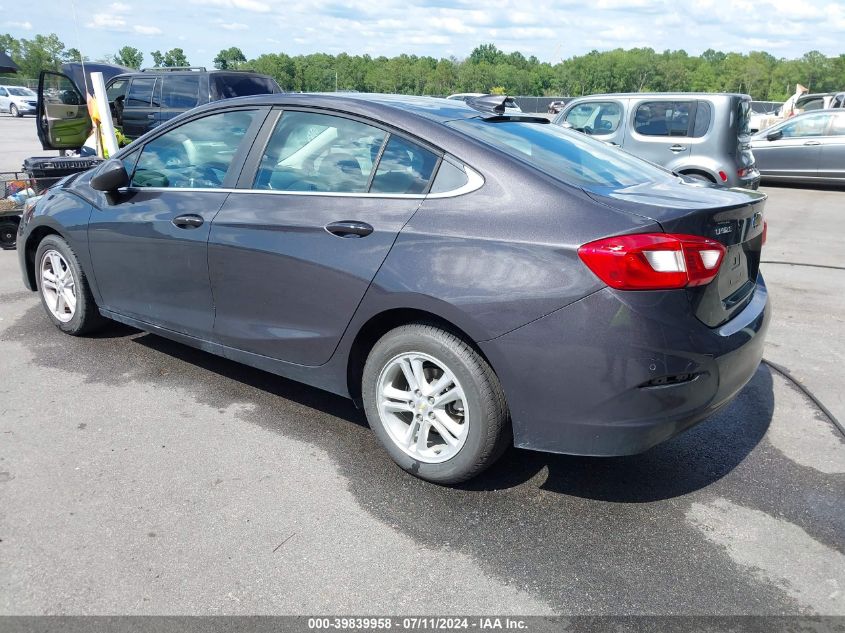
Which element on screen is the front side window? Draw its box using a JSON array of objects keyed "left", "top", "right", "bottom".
[
  {"left": 370, "top": 135, "right": 438, "bottom": 194},
  {"left": 255, "top": 111, "right": 385, "bottom": 193},
  {"left": 131, "top": 109, "right": 257, "bottom": 188},
  {"left": 565, "top": 101, "right": 621, "bottom": 135},
  {"left": 161, "top": 75, "right": 201, "bottom": 109},
  {"left": 126, "top": 78, "right": 157, "bottom": 108},
  {"left": 447, "top": 118, "right": 672, "bottom": 190},
  {"left": 634, "top": 101, "right": 692, "bottom": 137},
  {"left": 778, "top": 113, "right": 831, "bottom": 138}
]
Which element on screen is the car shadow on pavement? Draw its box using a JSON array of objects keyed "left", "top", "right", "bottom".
[{"left": 133, "top": 330, "right": 774, "bottom": 503}]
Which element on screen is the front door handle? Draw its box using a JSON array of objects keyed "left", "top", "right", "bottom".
[
  {"left": 147, "top": 113, "right": 156, "bottom": 119},
  {"left": 669, "top": 144, "right": 687, "bottom": 152},
  {"left": 803, "top": 140, "right": 821, "bottom": 146},
  {"left": 325, "top": 220, "right": 373, "bottom": 238},
  {"left": 172, "top": 214, "right": 204, "bottom": 229}
]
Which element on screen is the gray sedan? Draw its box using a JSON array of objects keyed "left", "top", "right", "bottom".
[
  {"left": 16, "top": 93, "right": 770, "bottom": 484},
  {"left": 751, "top": 109, "right": 845, "bottom": 184}
]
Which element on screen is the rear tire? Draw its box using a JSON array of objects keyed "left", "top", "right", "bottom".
[
  {"left": 34, "top": 235, "right": 106, "bottom": 336},
  {"left": 0, "top": 219, "right": 18, "bottom": 250},
  {"left": 10, "top": 104, "right": 19, "bottom": 118},
  {"left": 362, "top": 323, "right": 511, "bottom": 484}
]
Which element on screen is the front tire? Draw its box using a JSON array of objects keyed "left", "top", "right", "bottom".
[
  {"left": 362, "top": 323, "right": 510, "bottom": 484},
  {"left": 34, "top": 235, "right": 105, "bottom": 336},
  {"left": 10, "top": 104, "right": 19, "bottom": 118}
]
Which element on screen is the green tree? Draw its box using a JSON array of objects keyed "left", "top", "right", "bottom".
[
  {"left": 113, "top": 46, "right": 143, "bottom": 69},
  {"left": 213, "top": 46, "right": 247, "bottom": 70},
  {"left": 151, "top": 48, "right": 189, "bottom": 68}
]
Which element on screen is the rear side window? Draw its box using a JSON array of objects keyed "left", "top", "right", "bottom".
[
  {"left": 161, "top": 75, "right": 200, "bottom": 109},
  {"left": 370, "top": 136, "right": 438, "bottom": 194},
  {"left": 430, "top": 160, "right": 468, "bottom": 193},
  {"left": 126, "top": 78, "right": 157, "bottom": 108},
  {"left": 565, "top": 101, "right": 622, "bottom": 135},
  {"left": 211, "top": 74, "right": 278, "bottom": 100},
  {"left": 634, "top": 101, "right": 692, "bottom": 137},
  {"left": 254, "top": 111, "right": 385, "bottom": 193},
  {"left": 736, "top": 100, "right": 751, "bottom": 136},
  {"left": 692, "top": 101, "right": 712, "bottom": 137}
]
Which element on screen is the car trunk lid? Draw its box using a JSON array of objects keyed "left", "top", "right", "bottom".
[{"left": 585, "top": 180, "right": 766, "bottom": 327}]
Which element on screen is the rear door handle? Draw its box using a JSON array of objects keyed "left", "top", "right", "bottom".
[
  {"left": 147, "top": 113, "right": 156, "bottom": 119},
  {"left": 325, "top": 220, "right": 373, "bottom": 238},
  {"left": 669, "top": 144, "right": 687, "bottom": 152},
  {"left": 172, "top": 214, "right": 204, "bottom": 229},
  {"left": 803, "top": 140, "right": 821, "bottom": 146}
]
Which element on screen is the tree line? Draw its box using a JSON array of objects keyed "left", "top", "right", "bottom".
[{"left": 2, "top": 33, "right": 843, "bottom": 101}]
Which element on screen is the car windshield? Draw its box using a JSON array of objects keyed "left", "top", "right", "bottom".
[
  {"left": 447, "top": 118, "right": 673, "bottom": 189},
  {"left": 8, "top": 87, "right": 35, "bottom": 96}
]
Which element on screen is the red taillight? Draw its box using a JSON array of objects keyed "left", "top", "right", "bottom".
[
  {"left": 718, "top": 170, "right": 728, "bottom": 182},
  {"left": 578, "top": 233, "right": 726, "bottom": 291}
]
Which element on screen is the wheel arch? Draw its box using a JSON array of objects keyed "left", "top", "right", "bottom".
[
  {"left": 345, "top": 307, "right": 496, "bottom": 404},
  {"left": 678, "top": 168, "right": 717, "bottom": 183},
  {"left": 23, "top": 225, "right": 65, "bottom": 290}
]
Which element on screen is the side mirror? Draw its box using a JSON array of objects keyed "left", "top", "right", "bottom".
[
  {"left": 766, "top": 129, "right": 783, "bottom": 141},
  {"left": 90, "top": 158, "right": 129, "bottom": 192}
]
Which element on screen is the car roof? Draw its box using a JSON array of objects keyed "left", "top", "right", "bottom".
[
  {"left": 571, "top": 92, "right": 749, "bottom": 99},
  {"left": 190, "top": 92, "right": 484, "bottom": 124}
]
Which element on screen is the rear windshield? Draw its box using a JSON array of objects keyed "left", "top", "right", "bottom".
[
  {"left": 737, "top": 99, "right": 751, "bottom": 136},
  {"left": 210, "top": 74, "right": 279, "bottom": 100},
  {"left": 447, "top": 118, "right": 673, "bottom": 189}
]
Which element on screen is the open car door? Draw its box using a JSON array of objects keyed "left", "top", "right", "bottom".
[{"left": 37, "top": 70, "right": 91, "bottom": 151}]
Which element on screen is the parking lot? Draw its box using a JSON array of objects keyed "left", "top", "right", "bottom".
[{"left": 0, "top": 113, "right": 843, "bottom": 615}]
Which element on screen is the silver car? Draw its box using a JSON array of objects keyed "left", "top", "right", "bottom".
[
  {"left": 554, "top": 93, "right": 760, "bottom": 189},
  {"left": 0, "top": 85, "right": 37, "bottom": 117},
  {"left": 751, "top": 109, "right": 845, "bottom": 185}
]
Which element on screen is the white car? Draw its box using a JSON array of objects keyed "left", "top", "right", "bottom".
[
  {"left": 0, "top": 85, "right": 37, "bottom": 117},
  {"left": 446, "top": 93, "right": 522, "bottom": 113}
]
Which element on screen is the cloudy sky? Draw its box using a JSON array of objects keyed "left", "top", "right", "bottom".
[{"left": 3, "top": 0, "right": 843, "bottom": 66}]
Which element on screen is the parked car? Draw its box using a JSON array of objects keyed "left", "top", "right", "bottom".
[
  {"left": 547, "top": 100, "right": 567, "bottom": 114},
  {"left": 0, "top": 85, "right": 37, "bottom": 117},
  {"left": 447, "top": 93, "right": 522, "bottom": 113},
  {"left": 753, "top": 92, "right": 845, "bottom": 132},
  {"left": 17, "top": 93, "right": 769, "bottom": 484},
  {"left": 37, "top": 64, "right": 281, "bottom": 151},
  {"left": 553, "top": 93, "right": 760, "bottom": 189},
  {"left": 750, "top": 109, "right": 845, "bottom": 184}
]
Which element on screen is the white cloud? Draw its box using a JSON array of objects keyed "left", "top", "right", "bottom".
[
  {"left": 134, "top": 25, "right": 163, "bottom": 35},
  {"left": 86, "top": 14, "right": 127, "bottom": 29},
  {"left": 109, "top": 1, "right": 131, "bottom": 12},
  {"left": 195, "top": 0, "right": 270, "bottom": 12},
  {"left": 3, "top": 20, "right": 32, "bottom": 29},
  {"left": 221, "top": 22, "right": 249, "bottom": 30}
]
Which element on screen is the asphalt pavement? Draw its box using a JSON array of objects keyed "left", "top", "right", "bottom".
[{"left": 0, "top": 114, "right": 843, "bottom": 616}]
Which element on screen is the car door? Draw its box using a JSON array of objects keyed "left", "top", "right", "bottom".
[
  {"left": 818, "top": 111, "right": 845, "bottom": 182},
  {"left": 626, "top": 99, "right": 694, "bottom": 169},
  {"left": 121, "top": 76, "right": 160, "bottom": 139},
  {"left": 751, "top": 112, "right": 829, "bottom": 179},
  {"left": 87, "top": 107, "right": 266, "bottom": 339},
  {"left": 208, "top": 108, "right": 440, "bottom": 366},
  {"left": 561, "top": 100, "right": 626, "bottom": 147},
  {"left": 0, "top": 87, "right": 9, "bottom": 111},
  {"left": 36, "top": 70, "right": 91, "bottom": 150}
]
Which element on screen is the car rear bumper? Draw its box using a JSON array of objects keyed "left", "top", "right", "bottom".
[{"left": 479, "top": 274, "right": 770, "bottom": 456}]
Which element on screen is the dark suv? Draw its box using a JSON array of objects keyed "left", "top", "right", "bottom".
[{"left": 37, "top": 63, "right": 281, "bottom": 150}]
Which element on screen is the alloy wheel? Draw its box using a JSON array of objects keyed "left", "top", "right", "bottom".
[
  {"left": 40, "top": 250, "right": 77, "bottom": 323},
  {"left": 376, "top": 351, "right": 469, "bottom": 463}
]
